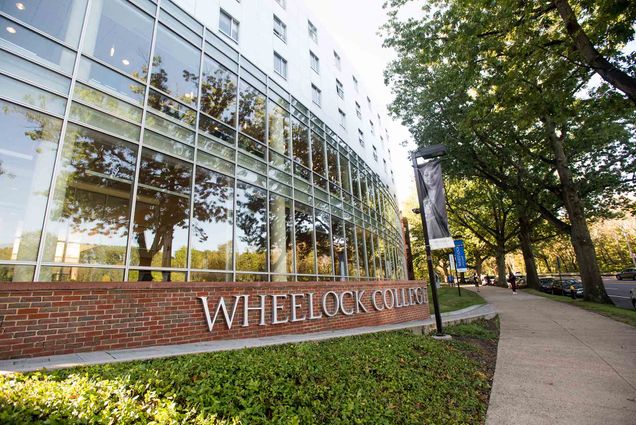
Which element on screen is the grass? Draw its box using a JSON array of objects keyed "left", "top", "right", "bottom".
[
  {"left": 523, "top": 288, "right": 636, "bottom": 328},
  {"left": 428, "top": 285, "right": 486, "bottom": 314},
  {"left": 0, "top": 320, "right": 500, "bottom": 425}
]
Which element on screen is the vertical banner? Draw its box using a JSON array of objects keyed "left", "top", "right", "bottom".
[
  {"left": 449, "top": 253, "right": 456, "bottom": 270},
  {"left": 454, "top": 239, "right": 467, "bottom": 272},
  {"left": 416, "top": 159, "right": 455, "bottom": 250}
]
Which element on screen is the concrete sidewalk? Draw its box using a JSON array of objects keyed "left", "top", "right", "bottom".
[
  {"left": 0, "top": 303, "right": 495, "bottom": 374},
  {"left": 477, "top": 286, "right": 636, "bottom": 425}
]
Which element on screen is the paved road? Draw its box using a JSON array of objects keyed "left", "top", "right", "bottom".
[
  {"left": 603, "top": 277, "right": 636, "bottom": 309},
  {"left": 476, "top": 286, "right": 636, "bottom": 425}
]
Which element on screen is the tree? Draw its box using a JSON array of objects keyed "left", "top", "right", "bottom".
[{"left": 383, "top": 0, "right": 636, "bottom": 302}]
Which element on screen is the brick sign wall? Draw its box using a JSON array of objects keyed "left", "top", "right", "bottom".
[{"left": 0, "top": 281, "right": 429, "bottom": 360}]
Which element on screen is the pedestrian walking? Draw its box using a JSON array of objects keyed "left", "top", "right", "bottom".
[
  {"left": 508, "top": 272, "right": 517, "bottom": 295},
  {"left": 473, "top": 273, "right": 480, "bottom": 292},
  {"left": 570, "top": 283, "right": 577, "bottom": 300}
]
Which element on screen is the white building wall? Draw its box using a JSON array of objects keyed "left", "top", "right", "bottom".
[{"left": 173, "top": 0, "right": 397, "bottom": 197}]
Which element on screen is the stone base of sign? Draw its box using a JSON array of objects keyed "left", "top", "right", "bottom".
[{"left": 0, "top": 280, "right": 429, "bottom": 360}]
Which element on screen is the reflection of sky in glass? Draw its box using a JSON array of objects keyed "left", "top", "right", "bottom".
[{"left": 0, "top": 101, "right": 60, "bottom": 260}]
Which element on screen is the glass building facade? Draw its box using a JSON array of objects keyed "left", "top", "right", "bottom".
[{"left": 0, "top": 0, "right": 406, "bottom": 283}]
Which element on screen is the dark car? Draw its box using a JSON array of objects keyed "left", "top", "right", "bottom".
[
  {"left": 539, "top": 278, "right": 555, "bottom": 293},
  {"left": 550, "top": 280, "right": 570, "bottom": 295},
  {"left": 562, "top": 280, "right": 584, "bottom": 298},
  {"left": 616, "top": 268, "right": 636, "bottom": 280}
]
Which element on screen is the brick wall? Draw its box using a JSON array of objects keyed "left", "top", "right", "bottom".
[{"left": 0, "top": 280, "right": 429, "bottom": 360}]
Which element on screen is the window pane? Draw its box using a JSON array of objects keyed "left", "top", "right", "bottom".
[
  {"left": 130, "top": 149, "right": 191, "bottom": 273},
  {"left": 269, "top": 193, "right": 293, "bottom": 276},
  {"left": 0, "top": 264, "right": 34, "bottom": 282},
  {"left": 345, "top": 222, "right": 358, "bottom": 278},
  {"left": 311, "top": 133, "right": 326, "bottom": 176},
  {"left": 291, "top": 118, "right": 310, "bottom": 169},
  {"left": 326, "top": 144, "right": 339, "bottom": 184},
  {"left": 200, "top": 55, "right": 237, "bottom": 127},
  {"left": 268, "top": 102, "right": 289, "bottom": 156},
  {"left": 315, "top": 208, "right": 332, "bottom": 275},
  {"left": 356, "top": 226, "right": 367, "bottom": 277},
  {"left": 83, "top": 0, "right": 153, "bottom": 80},
  {"left": 294, "top": 201, "right": 314, "bottom": 274},
  {"left": 365, "top": 229, "right": 375, "bottom": 278},
  {"left": 191, "top": 166, "right": 234, "bottom": 271},
  {"left": 1, "top": 0, "right": 87, "bottom": 46},
  {"left": 0, "top": 15, "right": 75, "bottom": 73},
  {"left": 39, "top": 266, "right": 123, "bottom": 282},
  {"left": 69, "top": 102, "right": 140, "bottom": 141},
  {"left": 145, "top": 112, "right": 195, "bottom": 146},
  {"left": 77, "top": 56, "right": 145, "bottom": 105},
  {"left": 0, "top": 50, "right": 71, "bottom": 95},
  {"left": 190, "top": 271, "right": 231, "bottom": 282},
  {"left": 143, "top": 130, "right": 194, "bottom": 161},
  {"left": 43, "top": 123, "right": 136, "bottom": 265},
  {"left": 238, "top": 79, "right": 266, "bottom": 142},
  {"left": 235, "top": 182, "right": 266, "bottom": 272},
  {"left": 74, "top": 82, "right": 142, "bottom": 123},
  {"left": 0, "top": 100, "right": 61, "bottom": 261},
  {"left": 128, "top": 269, "right": 186, "bottom": 282},
  {"left": 332, "top": 216, "right": 345, "bottom": 279},
  {"left": 148, "top": 89, "right": 196, "bottom": 128},
  {"left": 0, "top": 73, "right": 66, "bottom": 115},
  {"left": 151, "top": 25, "right": 200, "bottom": 106}
]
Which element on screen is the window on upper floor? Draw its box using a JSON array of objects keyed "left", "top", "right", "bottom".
[
  {"left": 355, "top": 102, "right": 361, "bottom": 119},
  {"left": 372, "top": 145, "right": 378, "bottom": 161},
  {"left": 338, "top": 109, "right": 346, "bottom": 129},
  {"left": 383, "top": 159, "right": 387, "bottom": 173},
  {"left": 274, "top": 52, "right": 287, "bottom": 79},
  {"left": 334, "top": 51, "right": 341, "bottom": 70},
  {"left": 273, "top": 15, "right": 286, "bottom": 42},
  {"left": 367, "top": 96, "right": 372, "bottom": 109},
  {"left": 312, "top": 84, "right": 321, "bottom": 107},
  {"left": 310, "top": 51, "right": 319, "bottom": 74},
  {"left": 358, "top": 129, "right": 364, "bottom": 146},
  {"left": 336, "top": 79, "right": 344, "bottom": 99},
  {"left": 275, "top": 0, "right": 286, "bottom": 9},
  {"left": 352, "top": 75, "right": 359, "bottom": 92},
  {"left": 369, "top": 120, "right": 375, "bottom": 134},
  {"left": 308, "top": 20, "right": 318, "bottom": 43},
  {"left": 219, "top": 9, "right": 239, "bottom": 42}
]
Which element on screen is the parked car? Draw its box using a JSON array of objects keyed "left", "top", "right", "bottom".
[
  {"left": 616, "top": 268, "right": 636, "bottom": 280},
  {"left": 539, "top": 278, "right": 555, "bottom": 293},
  {"left": 551, "top": 280, "right": 569, "bottom": 295},
  {"left": 562, "top": 280, "right": 584, "bottom": 298}
]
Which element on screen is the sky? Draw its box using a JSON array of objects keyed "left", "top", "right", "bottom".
[{"left": 302, "top": 0, "right": 417, "bottom": 210}]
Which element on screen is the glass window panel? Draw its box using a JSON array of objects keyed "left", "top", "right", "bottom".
[
  {"left": 201, "top": 55, "right": 237, "bottom": 127},
  {"left": 83, "top": 0, "right": 153, "bottom": 80},
  {"left": 0, "top": 15, "right": 75, "bottom": 73},
  {"left": 269, "top": 193, "right": 293, "bottom": 277},
  {"left": 190, "top": 271, "right": 231, "bottom": 282},
  {"left": 0, "top": 50, "right": 70, "bottom": 94},
  {"left": 198, "top": 114, "right": 235, "bottom": 145},
  {"left": 151, "top": 25, "right": 200, "bottom": 106},
  {"left": 148, "top": 89, "right": 196, "bottom": 128},
  {"left": 163, "top": 1, "right": 202, "bottom": 34},
  {"left": 236, "top": 165, "right": 266, "bottom": 188},
  {"left": 269, "top": 180, "right": 292, "bottom": 197},
  {"left": 356, "top": 226, "right": 367, "bottom": 277},
  {"left": 311, "top": 133, "right": 325, "bottom": 176},
  {"left": 39, "top": 266, "right": 123, "bottom": 282},
  {"left": 197, "top": 151, "right": 234, "bottom": 176},
  {"left": 268, "top": 101, "right": 289, "bottom": 156},
  {"left": 238, "top": 79, "right": 266, "bottom": 142},
  {"left": 268, "top": 167, "right": 291, "bottom": 185},
  {"left": 269, "top": 150, "right": 291, "bottom": 174},
  {"left": 128, "top": 269, "right": 186, "bottom": 282},
  {"left": 365, "top": 229, "right": 375, "bottom": 278},
  {"left": 235, "top": 181, "right": 266, "bottom": 272},
  {"left": 77, "top": 56, "right": 145, "bottom": 105},
  {"left": 158, "top": 8, "right": 201, "bottom": 47},
  {"left": 130, "top": 148, "right": 191, "bottom": 274},
  {"left": 331, "top": 215, "right": 345, "bottom": 279},
  {"left": 0, "top": 100, "right": 61, "bottom": 261},
  {"left": 74, "top": 82, "right": 142, "bottom": 123},
  {"left": 291, "top": 118, "right": 309, "bottom": 168},
  {"left": 0, "top": 264, "right": 34, "bottom": 282},
  {"left": 235, "top": 273, "right": 266, "bottom": 283},
  {"left": 191, "top": 166, "right": 234, "bottom": 271},
  {"left": 326, "top": 144, "right": 339, "bottom": 184},
  {"left": 197, "top": 133, "right": 234, "bottom": 160},
  {"left": 43, "top": 123, "right": 136, "bottom": 265},
  {"left": 238, "top": 134, "right": 266, "bottom": 160},
  {"left": 0, "top": 73, "right": 66, "bottom": 115},
  {"left": 143, "top": 130, "right": 194, "bottom": 161},
  {"left": 294, "top": 201, "right": 314, "bottom": 274},
  {"left": 345, "top": 222, "right": 358, "bottom": 279},
  {"left": 69, "top": 102, "right": 140, "bottom": 141},
  {"left": 1, "top": 0, "right": 87, "bottom": 45},
  {"left": 145, "top": 112, "right": 195, "bottom": 146}
]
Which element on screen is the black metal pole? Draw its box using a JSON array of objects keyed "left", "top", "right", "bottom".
[{"left": 412, "top": 155, "right": 444, "bottom": 336}]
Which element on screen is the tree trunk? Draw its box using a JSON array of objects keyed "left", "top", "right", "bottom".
[
  {"left": 544, "top": 115, "right": 610, "bottom": 303},
  {"left": 552, "top": 0, "right": 636, "bottom": 105},
  {"left": 519, "top": 211, "right": 540, "bottom": 289},
  {"left": 496, "top": 246, "right": 507, "bottom": 287}
]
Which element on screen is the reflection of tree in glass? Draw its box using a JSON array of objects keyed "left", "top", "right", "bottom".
[
  {"left": 295, "top": 203, "right": 315, "bottom": 274},
  {"left": 234, "top": 184, "right": 267, "bottom": 272},
  {"left": 146, "top": 56, "right": 197, "bottom": 127},
  {"left": 292, "top": 119, "right": 310, "bottom": 169},
  {"left": 238, "top": 81, "right": 266, "bottom": 142},
  {"left": 197, "top": 59, "right": 237, "bottom": 127}
]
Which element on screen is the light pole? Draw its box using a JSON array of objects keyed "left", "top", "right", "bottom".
[{"left": 411, "top": 144, "right": 447, "bottom": 337}]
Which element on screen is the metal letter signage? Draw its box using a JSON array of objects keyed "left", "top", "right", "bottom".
[{"left": 198, "top": 286, "right": 427, "bottom": 333}]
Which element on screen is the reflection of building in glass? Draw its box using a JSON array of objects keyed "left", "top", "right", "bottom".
[{"left": 0, "top": 0, "right": 405, "bottom": 283}]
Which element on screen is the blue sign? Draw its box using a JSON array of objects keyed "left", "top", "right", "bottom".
[{"left": 454, "top": 240, "right": 467, "bottom": 272}]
